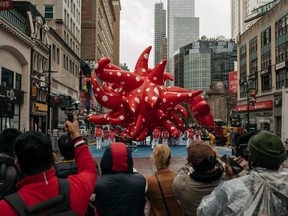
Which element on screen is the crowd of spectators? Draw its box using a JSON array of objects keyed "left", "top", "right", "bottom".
[{"left": 0, "top": 120, "right": 287, "bottom": 216}]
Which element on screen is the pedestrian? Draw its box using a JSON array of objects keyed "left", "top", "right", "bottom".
[
  {"left": 55, "top": 133, "right": 97, "bottom": 215},
  {"left": 186, "top": 127, "right": 194, "bottom": 147},
  {"left": 230, "top": 128, "right": 236, "bottom": 148},
  {"left": 0, "top": 128, "right": 22, "bottom": 198},
  {"left": 146, "top": 144, "right": 184, "bottom": 216},
  {"left": 95, "top": 142, "right": 146, "bottom": 216},
  {"left": 173, "top": 140, "right": 225, "bottom": 216},
  {"left": 225, "top": 130, "right": 231, "bottom": 147},
  {"left": 0, "top": 118, "right": 97, "bottom": 216},
  {"left": 197, "top": 130, "right": 288, "bottom": 216},
  {"left": 151, "top": 127, "right": 161, "bottom": 150},
  {"left": 103, "top": 127, "right": 109, "bottom": 146},
  {"left": 208, "top": 130, "right": 216, "bottom": 147},
  {"left": 55, "top": 134, "right": 78, "bottom": 178},
  {"left": 109, "top": 127, "right": 116, "bottom": 144},
  {"left": 95, "top": 125, "right": 103, "bottom": 150},
  {"left": 161, "top": 129, "right": 169, "bottom": 145}
]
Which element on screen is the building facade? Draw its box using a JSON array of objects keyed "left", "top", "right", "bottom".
[
  {"left": 236, "top": 0, "right": 288, "bottom": 139},
  {"left": 154, "top": 2, "right": 166, "bottom": 66},
  {"left": 81, "top": 0, "right": 115, "bottom": 63},
  {"left": 173, "top": 37, "right": 237, "bottom": 121},
  {"left": 0, "top": 2, "right": 52, "bottom": 133},
  {"left": 30, "top": 0, "right": 81, "bottom": 131},
  {"left": 112, "top": 0, "right": 121, "bottom": 66},
  {"left": 231, "top": 0, "right": 276, "bottom": 39},
  {"left": 167, "top": 0, "right": 199, "bottom": 78}
]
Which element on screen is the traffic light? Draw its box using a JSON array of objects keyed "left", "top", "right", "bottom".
[{"left": 249, "top": 88, "right": 256, "bottom": 106}]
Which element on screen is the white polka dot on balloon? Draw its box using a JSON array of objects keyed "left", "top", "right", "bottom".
[
  {"left": 120, "top": 81, "right": 125, "bottom": 85},
  {"left": 142, "top": 68, "right": 146, "bottom": 72},
  {"left": 119, "top": 116, "right": 124, "bottom": 120},
  {"left": 152, "top": 96, "right": 157, "bottom": 101},
  {"left": 117, "top": 72, "right": 121, "bottom": 76},
  {"left": 102, "top": 95, "right": 108, "bottom": 102},
  {"left": 144, "top": 53, "right": 149, "bottom": 59},
  {"left": 136, "top": 77, "right": 141, "bottom": 82}
]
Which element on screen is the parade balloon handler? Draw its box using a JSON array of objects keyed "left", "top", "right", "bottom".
[{"left": 85, "top": 46, "right": 215, "bottom": 142}]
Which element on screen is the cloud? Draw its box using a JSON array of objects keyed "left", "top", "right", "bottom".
[
  {"left": 120, "top": 0, "right": 231, "bottom": 70},
  {"left": 120, "top": 0, "right": 154, "bottom": 70}
]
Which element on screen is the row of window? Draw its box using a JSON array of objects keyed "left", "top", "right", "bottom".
[
  {"left": 51, "top": 44, "right": 79, "bottom": 77},
  {"left": 64, "top": 30, "right": 80, "bottom": 56}
]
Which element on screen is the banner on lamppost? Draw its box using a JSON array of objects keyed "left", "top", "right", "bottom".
[
  {"left": 229, "top": 71, "right": 237, "bottom": 93},
  {"left": 0, "top": 0, "right": 12, "bottom": 11}
]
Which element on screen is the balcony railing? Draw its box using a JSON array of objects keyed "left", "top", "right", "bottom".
[{"left": 0, "top": 9, "right": 26, "bottom": 34}]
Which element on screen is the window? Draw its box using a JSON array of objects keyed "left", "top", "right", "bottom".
[
  {"left": 240, "top": 45, "right": 246, "bottom": 61},
  {"left": 276, "top": 70, "right": 288, "bottom": 89},
  {"left": 1, "top": 68, "right": 14, "bottom": 88},
  {"left": 261, "top": 74, "right": 271, "bottom": 92},
  {"left": 15, "top": 74, "right": 21, "bottom": 90},
  {"left": 249, "top": 37, "right": 257, "bottom": 54},
  {"left": 261, "top": 51, "right": 271, "bottom": 69},
  {"left": 44, "top": 5, "right": 53, "bottom": 19},
  {"left": 261, "top": 27, "right": 271, "bottom": 47}
]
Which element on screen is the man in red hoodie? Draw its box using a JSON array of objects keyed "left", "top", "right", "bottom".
[{"left": 0, "top": 118, "right": 97, "bottom": 216}]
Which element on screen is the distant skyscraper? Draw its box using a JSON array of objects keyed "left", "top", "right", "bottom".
[
  {"left": 154, "top": 2, "right": 166, "bottom": 66},
  {"left": 167, "top": 0, "right": 199, "bottom": 78},
  {"left": 231, "top": 0, "right": 275, "bottom": 39}
]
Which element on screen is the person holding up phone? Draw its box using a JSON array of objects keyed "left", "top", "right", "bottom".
[
  {"left": 173, "top": 140, "right": 228, "bottom": 216},
  {"left": 197, "top": 130, "right": 288, "bottom": 216}
]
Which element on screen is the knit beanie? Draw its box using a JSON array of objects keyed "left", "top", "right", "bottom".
[{"left": 248, "top": 130, "right": 287, "bottom": 167}]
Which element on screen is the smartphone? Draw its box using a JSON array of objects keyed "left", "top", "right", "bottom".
[{"left": 220, "top": 154, "right": 244, "bottom": 174}]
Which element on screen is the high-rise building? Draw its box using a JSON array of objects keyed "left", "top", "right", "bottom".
[
  {"left": 173, "top": 37, "right": 237, "bottom": 121},
  {"left": 167, "top": 0, "right": 199, "bottom": 74},
  {"left": 174, "top": 37, "right": 237, "bottom": 92},
  {"left": 112, "top": 0, "right": 121, "bottom": 66},
  {"left": 81, "top": 0, "right": 116, "bottom": 63},
  {"left": 154, "top": 2, "right": 166, "bottom": 66},
  {"left": 231, "top": 0, "right": 276, "bottom": 39}
]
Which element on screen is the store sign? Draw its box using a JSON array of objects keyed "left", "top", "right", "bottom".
[
  {"left": 0, "top": 86, "right": 24, "bottom": 103},
  {"left": 0, "top": 0, "right": 12, "bottom": 11},
  {"left": 229, "top": 71, "right": 237, "bottom": 93},
  {"left": 32, "top": 102, "right": 48, "bottom": 112},
  {"left": 235, "top": 100, "right": 273, "bottom": 112},
  {"left": 275, "top": 61, "right": 287, "bottom": 71}
]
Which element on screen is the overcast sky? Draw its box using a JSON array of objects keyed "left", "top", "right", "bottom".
[{"left": 119, "top": 0, "right": 231, "bottom": 70}]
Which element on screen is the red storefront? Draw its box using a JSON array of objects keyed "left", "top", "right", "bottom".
[{"left": 235, "top": 100, "right": 273, "bottom": 131}]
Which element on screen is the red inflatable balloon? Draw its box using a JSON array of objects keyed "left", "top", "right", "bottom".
[{"left": 87, "top": 46, "right": 214, "bottom": 141}]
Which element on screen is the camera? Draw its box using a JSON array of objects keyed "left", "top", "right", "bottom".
[
  {"left": 235, "top": 143, "right": 249, "bottom": 159},
  {"left": 220, "top": 154, "right": 244, "bottom": 174}
]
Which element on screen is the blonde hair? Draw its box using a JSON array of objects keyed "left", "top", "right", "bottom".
[{"left": 150, "top": 144, "right": 171, "bottom": 170}]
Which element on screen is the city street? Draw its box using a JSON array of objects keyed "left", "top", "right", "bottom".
[{"left": 90, "top": 143, "right": 232, "bottom": 176}]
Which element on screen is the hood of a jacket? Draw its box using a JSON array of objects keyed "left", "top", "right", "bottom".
[{"left": 100, "top": 142, "right": 133, "bottom": 174}]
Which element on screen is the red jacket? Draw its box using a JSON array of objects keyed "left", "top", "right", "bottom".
[
  {"left": 153, "top": 129, "right": 160, "bottom": 139},
  {"left": 0, "top": 138, "right": 97, "bottom": 216}
]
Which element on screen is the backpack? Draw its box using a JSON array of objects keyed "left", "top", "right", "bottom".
[
  {"left": 4, "top": 178, "right": 78, "bottom": 216},
  {"left": 0, "top": 157, "right": 18, "bottom": 198}
]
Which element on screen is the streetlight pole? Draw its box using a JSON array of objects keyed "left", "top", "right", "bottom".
[
  {"left": 246, "top": 85, "right": 250, "bottom": 131},
  {"left": 240, "top": 77, "right": 250, "bottom": 131},
  {"left": 240, "top": 77, "right": 256, "bottom": 132}
]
